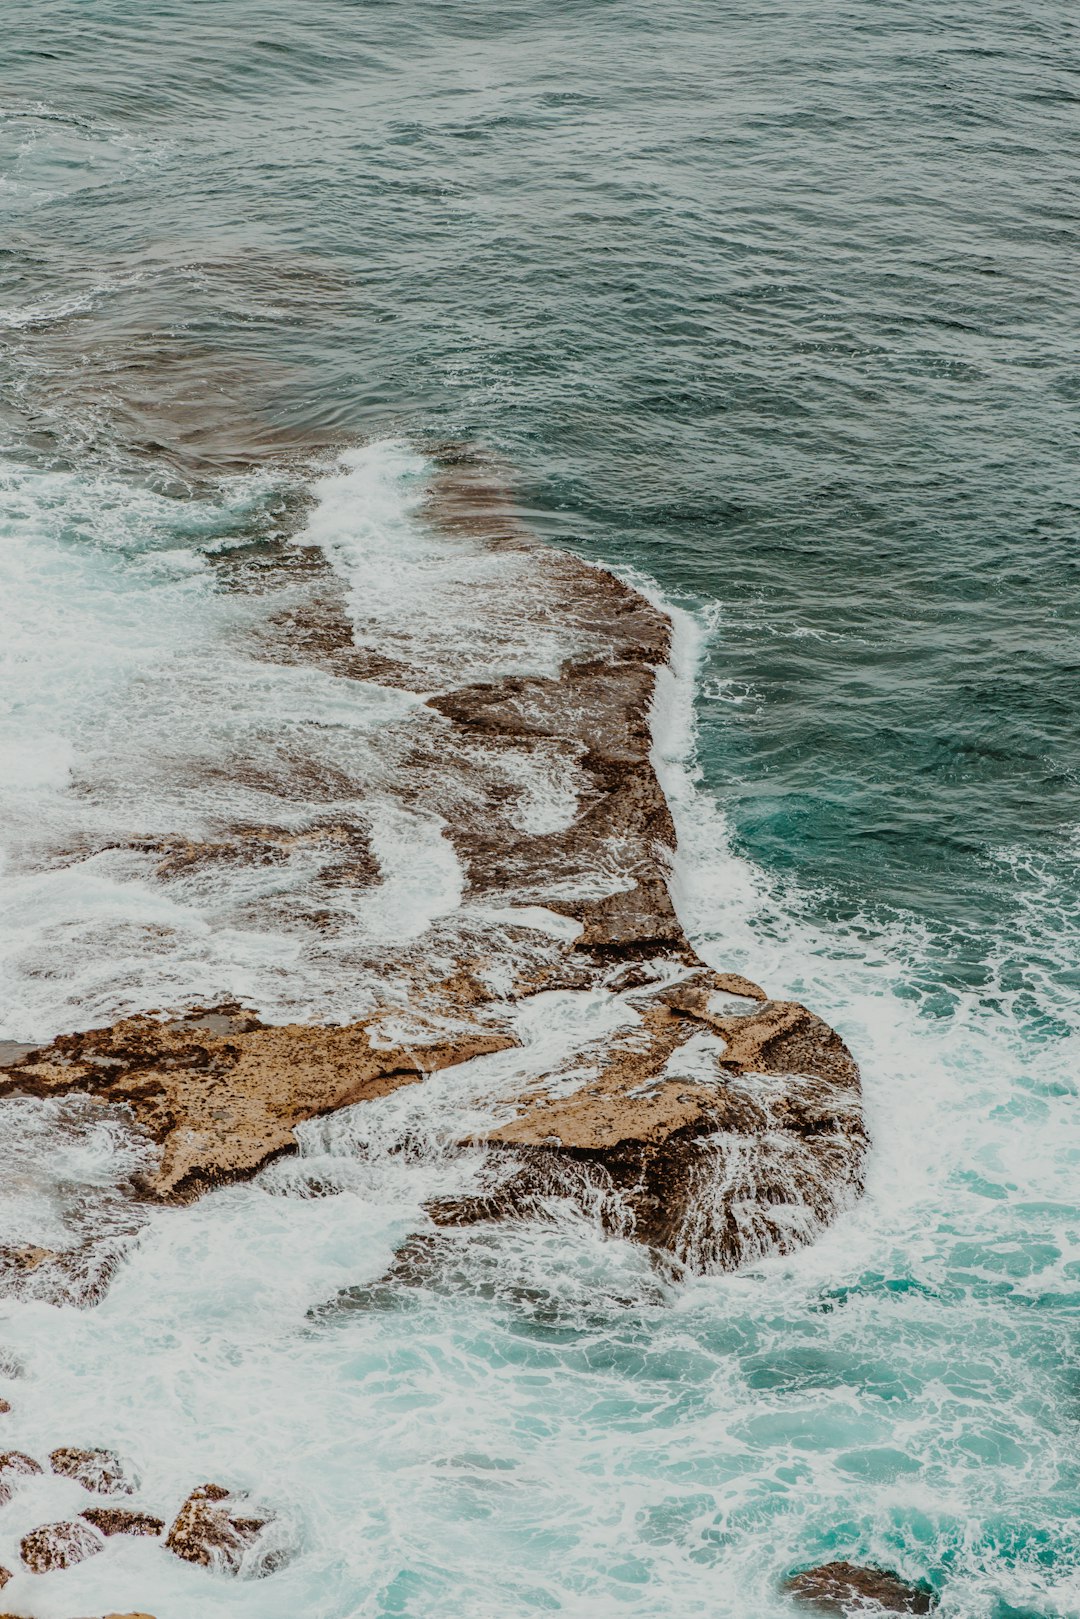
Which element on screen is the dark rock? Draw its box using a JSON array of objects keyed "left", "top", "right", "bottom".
[
  {"left": 785, "top": 1561, "right": 935, "bottom": 1614},
  {"left": 82, "top": 1506, "right": 165, "bottom": 1537},
  {"left": 50, "top": 1446, "right": 136, "bottom": 1494},
  {"left": 165, "top": 1483, "right": 274, "bottom": 1575},
  {"left": 20, "top": 1518, "right": 105, "bottom": 1573},
  {"left": 0, "top": 1564, "right": 9, "bottom": 1587}
]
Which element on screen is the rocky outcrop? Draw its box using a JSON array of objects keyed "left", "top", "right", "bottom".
[
  {"left": 50, "top": 1446, "right": 136, "bottom": 1494},
  {"left": 165, "top": 1483, "right": 278, "bottom": 1576},
  {"left": 431, "top": 975, "right": 864, "bottom": 1269},
  {"left": 785, "top": 1562, "right": 935, "bottom": 1614},
  {"left": 21, "top": 1518, "right": 105, "bottom": 1573},
  {"left": 2, "top": 1013, "right": 514, "bottom": 1204},
  {"left": 0, "top": 449, "right": 866, "bottom": 1280},
  {"left": 81, "top": 1506, "right": 165, "bottom": 1537}
]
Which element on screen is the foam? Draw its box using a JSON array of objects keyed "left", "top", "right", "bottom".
[{"left": 0, "top": 455, "right": 1076, "bottom": 1616}]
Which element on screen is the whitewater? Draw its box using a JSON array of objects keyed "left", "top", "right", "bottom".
[
  {"left": 0, "top": 444, "right": 1075, "bottom": 1618},
  {"left": 3, "top": 0, "right": 1080, "bottom": 1612}
]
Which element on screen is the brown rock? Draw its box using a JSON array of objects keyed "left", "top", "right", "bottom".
[
  {"left": 82, "top": 1506, "right": 164, "bottom": 1537},
  {"left": 2, "top": 1017, "right": 515, "bottom": 1204},
  {"left": 0, "top": 1448, "right": 42, "bottom": 1507},
  {"left": 0, "top": 1450, "right": 42, "bottom": 1477},
  {"left": 50, "top": 1446, "right": 136, "bottom": 1494},
  {"left": 0, "top": 448, "right": 866, "bottom": 1283},
  {"left": 785, "top": 1562, "right": 935, "bottom": 1614},
  {"left": 0, "top": 1400, "right": 10, "bottom": 1414},
  {"left": 0, "top": 1565, "right": 9, "bottom": 1587},
  {"left": 433, "top": 983, "right": 865, "bottom": 1270},
  {"left": 165, "top": 1483, "right": 271, "bottom": 1575},
  {"left": 20, "top": 1518, "right": 105, "bottom": 1573}
]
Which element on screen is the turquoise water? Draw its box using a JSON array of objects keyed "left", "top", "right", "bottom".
[{"left": 1, "top": 3, "right": 1079, "bottom": 1616}]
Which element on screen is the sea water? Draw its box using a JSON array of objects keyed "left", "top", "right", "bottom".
[{"left": 1, "top": 2, "right": 1078, "bottom": 1615}]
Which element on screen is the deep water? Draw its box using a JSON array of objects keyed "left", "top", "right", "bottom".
[{"left": 1, "top": 2, "right": 1079, "bottom": 1616}]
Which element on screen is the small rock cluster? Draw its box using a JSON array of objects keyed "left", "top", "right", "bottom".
[{"left": 0, "top": 1436, "right": 282, "bottom": 1594}]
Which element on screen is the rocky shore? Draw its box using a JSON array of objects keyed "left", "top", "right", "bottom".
[
  {"left": 0, "top": 450, "right": 868, "bottom": 1610},
  {"left": 0, "top": 452, "right": 866, "bottom": 1295}
]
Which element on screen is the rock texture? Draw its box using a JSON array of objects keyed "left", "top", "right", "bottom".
[
  {"left": 785, "top": 1562, "right": 935, "bottom": 1615},
  {"left": 20, "top": 1518, "right": 105, "bottom": 1573},
  {"left": 2, "top": 1014, "right": 513, "bottom": 1204},
  {"left": 0, "top": 448, "right": 866, "bottom": 1278},
  {"left": 0, "top": 1451, "right": 41, "bottom": 1505},
  {"left": 51, "top": 1446, "right": 136, "bottom": 1494},
  {"left": 82, "top": 1506, "right": 164, "bottom": 1537},
  {"left": 165, "top": 1483, "right": 275, "bottom": 1575}
]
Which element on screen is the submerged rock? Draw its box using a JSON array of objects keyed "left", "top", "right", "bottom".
[
  {"left": 82, "top": 1506, "right": 164, "bottom": 1537},
  {"left": 20, "top": 1518, "right": 105, "bottom": 1573},
  {"left": 51, "top": 1446, "right": 136, "bottom": 1494},
  {"left": 165, "top": 1483, "right": 277, "bottom": 1575},
  {"left": 785, "top": 1561, "right": 935, "bottom": 1614}
]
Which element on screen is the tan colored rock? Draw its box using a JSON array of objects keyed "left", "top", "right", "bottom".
[
  {"left": 785, "top": 1562, "right": 935, "bottom": 1614},
  {"left": 0, "top": 450, "right": 866, "bottom": 1280},
  {"left": 3, "top": 1017, "right": 515, "bottom": 1204},
  {"left": 165, "top": 1483, "right": 271, "bottom": 1575},
  {"left": 51, "top": 1446, "right": 136, "bottom": 1494},
  {"left": 20, "top": 1518, "right": 105, "bottom": 1572},
  {"left": 434, "top": 983, "right": 865, "bottom": 1270},
  {"left": 82, "top": 1506, "right": 164, "bottom": 1537}
]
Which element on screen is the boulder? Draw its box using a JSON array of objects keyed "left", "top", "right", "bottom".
[
  {"left": 50, "top": 1446, "right": 136, "bottom": 1494},
  {"left": 165, "top": 1483, "right": 270, "bottom": 1574},
  {"left": 0, "top": 1450, "right": 42, "bottom": 1506},
  {"left": 785, "top": 1561, "right": 935, "bottom": 1614},
  {"left": 20, "top": 1518, "right": 105, "bottom": 1573},
  {"left": 82, "top": 1506, "right": 164, "bottom": 1537}
]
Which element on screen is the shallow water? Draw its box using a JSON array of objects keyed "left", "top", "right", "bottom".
[{"left": 2, "top": 2, "right": 1079, "bottom": 1616}]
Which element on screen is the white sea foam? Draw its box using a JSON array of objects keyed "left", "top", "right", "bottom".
[{"left": 0, "top": 452, "right": 1076, "bottom": 1617}]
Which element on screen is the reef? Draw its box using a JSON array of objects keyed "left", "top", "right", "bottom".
[{"left": 0, "top": 449, "right": 866, "bottom": 1283}]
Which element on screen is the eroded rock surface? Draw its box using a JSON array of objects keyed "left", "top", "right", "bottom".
[
  {"left": 21, "top": 1518, "right": 105, "bottom": 1573},
  {"left": 0, "top": 449, "right": 865, "bottom": 1277},
  {"left": 51, "top": 1446, "right": 136, "bottom": 1495},
  {"left": 165, "top": 1483, "right": 276, "bottom": 1576},
  {"left": 785, "top": 1562, "right": 935, "bottom": 1615},
  {"left": 82, "top": 1507, "right": 165, "bottom": 1537}
]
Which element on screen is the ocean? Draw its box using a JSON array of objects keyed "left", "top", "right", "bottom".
[{"left": 1, "top": 2, "right": 1078, "bottom": 1615}]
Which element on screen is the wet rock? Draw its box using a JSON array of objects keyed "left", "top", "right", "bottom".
[
  {"left": 20, "top": 1518, "right": 105, "bottom": 1573},
  {"left": 165, "top": 1483, "right": 274, "bottom": 1575},
  {"left": 0, "top": 1450, "right": 43, "bottom": 1503},
  {"left": 82, "top": 1506, "right": 164, "bottom": 1537},
  {"left": 785, "top": 1561, "right": 935, "bottom": 1614},
  {"left": 0, "top": 450, "right": 866, "bottom": 1283},
  {"left": 50, "top": 1446, "right": 136, "bottom": 1494},
  {"left": 0, "top": 1450, "right": 41, "bottom": 1474},
  {"left": 2, "top": 1018, "right": 515, "bottom": 1204},
  {"left": 432, "top": 985, "right": 866, "bottom": 1271}
]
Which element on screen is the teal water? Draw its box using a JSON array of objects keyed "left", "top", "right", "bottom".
[{"left": 1, "top": 3, "right": 1079, "bottom": 1616}]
